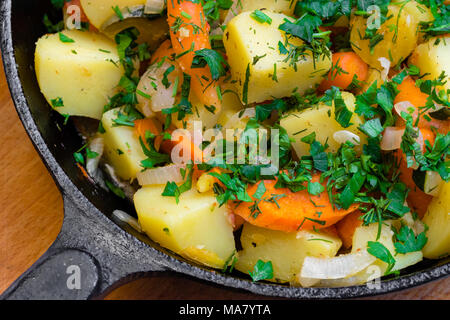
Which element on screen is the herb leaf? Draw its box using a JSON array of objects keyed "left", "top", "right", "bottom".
[
  {"left": 367, "top": 241, "right": 396, "bottom": 275},
  {"left": 192, "top": 49, "right": 228, "bottom": 80},
  {"left": 393, "top": 225, "right": 428, "bottom": 254},
  {"left": 249, "top": 260, "right": 274, "bottom": 282}
]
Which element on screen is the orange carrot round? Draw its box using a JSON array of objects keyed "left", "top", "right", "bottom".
[
  {"left": 394, "top": 76, "right": 450, "bottom": 133},
  {"left": 394, "top": 77, "right": 428, "bottom": 108},
  {"left": 319, "top": 51, "right": 368, "bottom": 92},
  {"left": 150, "top": 39, "right": 175, "bottom": 64},
  {"left": 167, "top": 0, "right": 221, "bottom": 110},
  {"left": 232, "top": 174, "right": 359, "bottom": 233},
  {"left": 336, "top": 210, "right": 364, "bottom": 249},
  {"left": 134, "top": 118, "right": 204, "bottom": 164}
]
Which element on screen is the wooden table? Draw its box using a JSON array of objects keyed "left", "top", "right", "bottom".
[{"left": 0, "top": 61, "right": 448, "bottom": 300}]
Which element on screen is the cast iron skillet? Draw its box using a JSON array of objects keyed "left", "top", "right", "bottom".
[{"left": 1, "top": 0, "right": 449, "bottom": 300}]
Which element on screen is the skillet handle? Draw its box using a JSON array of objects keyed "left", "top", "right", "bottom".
[{"left": 1, "top": 195, "right": 168, "bottom": 300}]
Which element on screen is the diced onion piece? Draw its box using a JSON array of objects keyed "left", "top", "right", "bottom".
[
  {"left": 136, "top": 164, "right": 185, "bottom": 186},
  {"left": 299, "top": 250, "right": 376, "bottom": 280},
  {"left": 378, "top": 57, "right": 391, "bottom": 82},
  {"left": 137, "top": 61, "right": 180, "bottom": 115},
  {"left": 380, "top": 127, "right": 405, "bottom": 150},
  {"left": 333, "top": 130, "right": 360, "bottom": 145},
  {"left": 144, "top": 0, "right": 165, "bottom": 14},
  {"left": 112, "top": 210, "right": 142, "bottom": 233}
]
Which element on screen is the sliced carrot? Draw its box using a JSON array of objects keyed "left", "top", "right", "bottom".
[
  {"left": 318, "top": 51, "right": 368, "bottom": 92},
  {"left": 160, "top": 132, "right": 204, "bottom": 164},
  {"left": 393, "top": 76, "right": 450, "bottom": 133},
  {"left": 134, "top": 118, "right": 204, "bottom": 164},
  {"left": 167, "top": 0, "right": 221, "bottom": 110},
  {"left": 394, "top": 77, "right": 428, "bottom": 108},
  {"left": 134, "top": 118, "right": 163, "bottom": 149},
  {"left": 150, "top": 39, "right": 175, "bottom": 65},
  {"left": 76, "top": 162, "right": 93, "bottom": 183},
  {"left": 232, "top": 174, "right": 359, "bottom": 233},
  {"left": 336, "top": 210, "right": 364, "bottom": 249},
  {"left": 394, "top": 76, "right": 427, "bottom": 127}
]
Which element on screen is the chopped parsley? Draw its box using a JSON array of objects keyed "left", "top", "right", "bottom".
[
  {"left": 393, "top": 225, "right": 428, "bottom": 254},
  {"left": 250, "top": 10, "right": 273, "bottom": 25},
  {"left": 249, "top": 260, "right": 274, "bottom": 282},
  {"left": 192, "top": 49, "right": 229, "bottom": 80},
  {"left": 367, "top": 241, "right": 397, "bottom": 275},
  {"left": 58, "top": 32, "right": 75, "bottom": 43}
]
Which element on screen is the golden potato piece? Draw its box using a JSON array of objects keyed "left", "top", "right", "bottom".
[
  {"left": 409, "top": 36, "right": 450, "bottom": 92},
  {"left": 350, "top": 1, "right": 432, "bottom": 69},
  {"left": 281, "top": 92, "right": 367, "bottom": 157},
  {"left": 101, "top": 107, "right": 147, "bottom": 181},
  {"left": 235, "top": 223, "right": 342, "bottom": 284},
  {"left": 134, "top": 186, "right": 236, "bottom": 269},
  {"left": 35, "top": 30, "right": 124, "bottom": 120},
  {"left": 223, "top": 11, "right": 332, "bottom": 104},
  {"left": 422, "top": 182, "right": 450, "bottom": 259}
]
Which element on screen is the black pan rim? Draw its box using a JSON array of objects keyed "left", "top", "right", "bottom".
[{"left": 1, "top": 0, "right": 449, "bottom": 299}]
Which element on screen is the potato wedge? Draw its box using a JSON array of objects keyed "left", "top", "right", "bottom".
[
  {"left": 223, "top": 11, "right": 332, "bottom": 104},
  {"left": 80, "top": 0, "right": 149, "bottom": 29},
  {"left": 281, "top": 92, "right": 367, "bottom": 157},
  {"left": 235, "top": 223, "right": 342, "bottom": 284},
  {"left": 241, "top": 0, "right": 296, "bottom": 16},
  {"left": 422, "top": 182, "right": 450, "bottom": 259},
  {"left": 35, "top": 30, "right": 124, "bottom": 120},
  {"left": 319, "top": 221, "right": 424, "bottom": 287},
  {"left": 134, "top": 186, "right": 236, "bottom": 269},
  {"left": 101, "top": 107, "right": 147, "bottom": 181},
  {"left": 409, "top": 36, "right": 450, "bottom": 92},
  {"left": 350, "top": 1, "right": 432, "bottom": 69},
  {"left": 352, "top": 222, "right": 423, "bottom": 273}
]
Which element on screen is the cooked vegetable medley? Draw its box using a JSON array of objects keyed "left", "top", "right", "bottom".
[{"left": 36, "top": 0, "right": 449, "bottom": 286}]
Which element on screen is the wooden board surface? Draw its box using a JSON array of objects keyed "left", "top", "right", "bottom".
[{"left": 0, "top": 59, "right": 448, "bottom": 300}]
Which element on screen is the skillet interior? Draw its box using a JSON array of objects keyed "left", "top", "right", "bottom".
[{"left": 3, "top": 0, "right": 449, "bottom": 299}]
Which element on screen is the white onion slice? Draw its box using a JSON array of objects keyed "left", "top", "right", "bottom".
[
  {"left": 136, "top": 164, "right": 185, "bottom": 186},
  {"left": 297, "top": 277, "right": 321, "bottom": 288},
  {"left": 112, "top": 210, "right": 143, "bottom": 233},
  {"left": 333, "top": 130, "right": 360, "bottom": 145},
  {"left": 378, "top": 57, "right": 391, "bottom": 82},
  {"left": 380, "top": 127, "right": 405, "bottom": 150},
  {"left": 299, "top": 250, "right": 376, "bottom": 280},
  {"left": 86, "top": 137, "right": 104, "bottom": 178}
]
